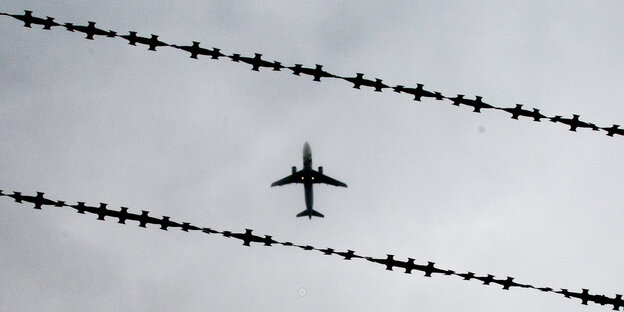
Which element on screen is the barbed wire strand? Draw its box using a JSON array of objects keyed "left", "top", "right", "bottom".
[
  {"left": 1, "top": 10, "right": 622, "bottom": 137},
  {"left": 1, "top": 189, "right": 622, "bottom": 310}
]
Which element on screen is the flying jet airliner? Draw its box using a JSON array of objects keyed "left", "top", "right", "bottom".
[{"left": 271, "top": 142, "right": 347, "bottom": 219}]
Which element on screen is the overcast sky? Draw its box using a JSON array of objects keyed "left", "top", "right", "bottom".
[{"left": 1, "top": 1, "right": 623, "bottom": 311}]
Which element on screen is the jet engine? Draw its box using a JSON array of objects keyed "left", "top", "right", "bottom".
[
  {"left": 318, "top": 166, "right": 323, "bottom": 174},
  {"left": 292, "top": 166, "right": 297, "bottom": 174}
]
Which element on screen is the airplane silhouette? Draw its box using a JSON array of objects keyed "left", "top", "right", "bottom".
[
  {"left": 498, "top": 104, "right": 547, "bottom": 121},
  {"left": 120, "top": 32, "right": 169, "bottom": 51},
  {"left": 2, "top": 10, "right": 59, "bottom": 29},
  {"left": 271, "top": 142, "right": 347, "bottom": 219},
  {"left": 549, "top": 114, "right": 600, "bottom": 132},
  {"left": 393, "top": 84, "right": 444, "bottom": 101},
  {"left": 448, "top": 94, "right": 494, "bottom": 113},
  {"left": 602, "top": 124, "right": 624, "bottom": 137},
  {"left": 288, "top": 64, "right": 336, "bottom": 82},
  {"left": 229, "top": 53, "right": 283, "bottom": 71},
  {"left": 341, "top": 73, "right": 388, "bottom": 92},
  {"left": 170, "top": 41, "right": 225, "bottom": 59},
  {"left": 63, "top": 21, "right": 117, "bottom": 40}
]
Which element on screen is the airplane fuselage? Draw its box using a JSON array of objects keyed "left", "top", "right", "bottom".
[{"left": 302, "top": 142, "right": 314, "bottom": 214}]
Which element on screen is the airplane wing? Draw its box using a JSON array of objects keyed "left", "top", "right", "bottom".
[
  {"left": 270, "top": 171, "right": 303, "bottom": 187},
  {"left": 311, "top": 171, "right": 348, "bottom": 187}
]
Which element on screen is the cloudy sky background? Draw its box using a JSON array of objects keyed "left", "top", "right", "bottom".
[{"left": 1, "top": 1, "right": 623, "bottom": 311}]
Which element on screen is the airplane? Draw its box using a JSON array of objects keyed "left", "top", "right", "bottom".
[
  {"left": 170, "top": 41, "right": 225, "bottom": 59},
  {"left": 549, "top": 114, "right": 600, "bottom": 132},
  {"left": 229, "top": 53, "right": 284, "bottom": 71},
  {"left": 448, "top": 94, "right": 494, "bottom": 113},
  {"left": 498, "top": 104, "right": 547, "bottom": 121},
  {"left": 2, "top": 10, "right": 60, "bottom": 30},
  {"left": 392, "top": 84, "right": 445, "bottom": 101},
  {"left": 120, "top": 32, "right": 169, "bottom": 51},
  {"left": 288, "top": 64, "right": 336, "bottom": 82},
  {"left": 63, "top": 21, "right": 117, "bottom": 40},
  {"left": 271, "top": 142, "right": 347, "bottom": 219},
  {"left": 341, "top": 73, "right": 389, "bottom": 92}
]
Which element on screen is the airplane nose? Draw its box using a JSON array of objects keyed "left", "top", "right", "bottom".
[{"left": 303, "top": 142, "right": 311, "bottom": 155}]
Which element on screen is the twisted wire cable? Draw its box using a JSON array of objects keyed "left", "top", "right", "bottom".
[
  {"left": 1, "top": 10, "right": 622, "bottom": 137},
  {"left": 1, "top": 189, "right": 621, "bottom": 310}
]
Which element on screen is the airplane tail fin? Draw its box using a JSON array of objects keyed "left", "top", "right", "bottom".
[{"left": 296, "top": 209, "right": 324, "bottom": 219}]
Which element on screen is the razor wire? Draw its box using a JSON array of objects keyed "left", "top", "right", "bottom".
[
  {"left": 1, "top": 9, "right": 622, "bottom": 138},
  {"left": 1, "top": 189, "right": 622, "bottom": 310}
]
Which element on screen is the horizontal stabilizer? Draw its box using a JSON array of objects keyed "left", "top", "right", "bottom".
[{"left": 297, "top": 209, "right": 324, "bottom": 219}]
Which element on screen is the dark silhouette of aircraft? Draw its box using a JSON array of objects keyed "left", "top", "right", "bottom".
[
  {"left": 448, "top": 94, "right": 494, "bottom": 113},
  {"left": 229, "top": 53, "right": 283, "bottom": 71},
  {"left": 603, "top": 124, "right": 624, "bottom": 137},
  {"left": 63, "top": 21, "right": 116, "bottom": 40},
  {"left": 341, "top": 73, "right": 388, "bottom": 92},
  {"left": 550, "top": 114, "right": 600, "bottom": 132},
  {"left": 288, "top": 64, "right": 336, "bottom": 81},
  {"left": 393, "top": 84, "right": 444, "bottom": 101},
  {"left": 120, "top": 32, "right": 169, "bottom": 51},
  {"left": 6, "top": 191, "right": 64, "bottom": 209},
  {"left": 271, "top": 142, "right": 347, "bottom": 219},
  {"left": 170, "top": 41, "right": 225, "bottom": 59},
  {"left": 498, "top": 104, "right": 547, "bottom": 121},
  {"left": 2, "top": 10, "right": 60, "bottom": 29}
]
